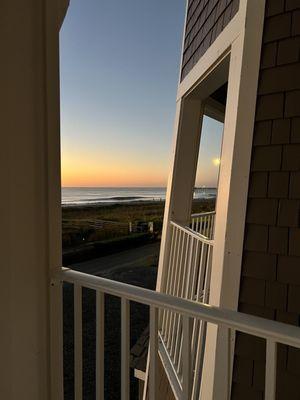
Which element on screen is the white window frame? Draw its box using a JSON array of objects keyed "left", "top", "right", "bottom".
[{"left": 156, "top": 1, "right": 266, "bottom": 399}]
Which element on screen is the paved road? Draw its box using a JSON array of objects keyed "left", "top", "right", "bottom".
[{"left": 71, "top": 242, "right": 161, "bottom": 277}]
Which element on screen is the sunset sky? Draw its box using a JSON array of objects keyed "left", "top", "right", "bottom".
[{"left": 59, "top": 0, "right": 223, "bottom": 188}]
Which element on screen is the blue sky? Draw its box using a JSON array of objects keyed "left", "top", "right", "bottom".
[{"left": 60, "top": 0, "right": 223, "bottom": 187}]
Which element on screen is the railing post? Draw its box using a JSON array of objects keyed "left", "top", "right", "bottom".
[
  {"left": 96, "top": 291, "right": 105, "bottom": 400},
  {"left": 161, "top": 225, "right": 176, "bottom": 334},
  {"left": 149, "top": 306, "right": 158, "bottom": 400},
  {"left": 50, "top": 277, "right": 64, "bottom": 400},
  {"left": 265, "top": 339, "right": 277, "bottom": 400},
  {"left": 74, "top": 284, "right": 83, "bottom": 400},
  {"left": 182, "top": 315, "right": 192, "bottom": 400},
  {"left": 121, "top": 298, "right": 130, "bottom": 400}
]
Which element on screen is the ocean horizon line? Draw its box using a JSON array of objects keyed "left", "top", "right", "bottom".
[
  {"left": 61, "top": 185, "right": 218, "bottom": 189},
  {"left": 62, "top": 187, "right": 217, "bottom": 206}
]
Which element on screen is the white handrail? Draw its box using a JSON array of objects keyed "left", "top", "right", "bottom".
[
  {"left": 58, "top": 268, "right": 300, "bottom": 348},
  {"left": 170, "top": 220, "right": 214, "bottom": 245},
  {"left": 58, "top": 267, "right": 300, "bottom": 400},
  {"left": 191, "top": 211, "right": 216, "bottom": 218}
]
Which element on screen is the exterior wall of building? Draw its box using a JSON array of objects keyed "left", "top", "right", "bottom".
[
  {"left": 232, "top": 1, "right": 300, "bottom": 399},
  {"left": 0, "top": 1, "right": 66, "bottom": 399},
  {"left": 181, "top": 0, "right": 240, "bottom": 80}
]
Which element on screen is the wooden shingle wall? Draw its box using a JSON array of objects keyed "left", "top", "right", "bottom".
[
  {"left": 181, "top": 0, "right": 239, "bottom": 80},
  {"left": 232, "top": 1, "right": 300, "bottom": 399}
]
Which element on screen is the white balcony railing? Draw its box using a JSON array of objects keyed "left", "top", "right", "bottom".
[
  {"left": 190, "top": 211, "right": 215, "bottom": 239},
  {"left": 160, "top": 219, "right": 214, "bottom": 398},
  {"left": 57, "top": 267, "right": 300, "bottom": 400}
]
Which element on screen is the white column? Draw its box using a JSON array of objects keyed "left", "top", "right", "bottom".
[
  {"left": 0, "top": 1, "right": 67, "bottom": 399},
  {"left": 156, "top": 97, "right": 203, "bottom": 292},
  {"left": 200, "top": 1, "right": 266, "bottom": 399}
]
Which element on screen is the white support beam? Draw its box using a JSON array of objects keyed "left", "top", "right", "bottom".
[
  {"left": 0, "top": 1, "right": 66, "bottom": 399},
  {"left": 200, "top": 1, "right": 266, "bottom": 399},
  {"left": 156, "top": 97, "right": 204, "bottom": 293}
]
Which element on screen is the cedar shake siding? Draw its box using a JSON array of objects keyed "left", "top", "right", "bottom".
[
  {"left": 232, "top": 1, "right": 300, "bottom": 399},
  {"left": 181, "top": 0, "right": 240, "bottom": 80}
]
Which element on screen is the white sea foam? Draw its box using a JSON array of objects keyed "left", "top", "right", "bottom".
[{"left": 61, "top": 187, "right": 217, "bottom": 206}]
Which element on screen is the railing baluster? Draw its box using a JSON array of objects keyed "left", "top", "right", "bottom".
[
  {"left": 167, "top": 229, "right": 182, "bottom": 349},
  {"left": 193, "top": 244, "right": 212, "bottom": 368},
  {"left": 190, "top": 239, "right": 201, "bottom": 375},
  {"left": 191, "top": 318, "right": 206, "bottom": 400},
  {"left": 149, "top": 306, "right": 158, "bottom": 400},
  {"left": 198, "top": 217, "right": 202, "bottom": 235},
  {"left": 182, "top": 315, "right": 192, "bottom": 400},
  {"left": 96, "top": 291, "right": 105, "bottom": 400},
  {"left": 191, "top": 216, "right": 195, "bottom": 231},
  {"left": 175, "top": 235, "right": 195, "bottom": 370},
  {"left": 191, "top": 243, "right": 212, "bottom": 397},
  {"left": 164, "top": 225, "right": 176, "bottom": 296},
  {"left": 163, "top": 227, "right": 176, "bottom": 341},
  {"left": 174, "top": 233, "right": 192, "bottom": 365},
  {"left": 172, "top": 232, "right": 188, "bottom": 359},
  {"left": 208, "top": 215, "right": 212, "bottom": 238},
  {"left": 190, "top": 239, "right": 200, "bottom": 301},
  {"left": 265, "top": 339, "right": 277, "bottom": 400},
  {"left": 74, "top": 284, "right": 83, "bottom": 400},
  {"left": 170, "top": 231, "right": 187, "bottom": 357},
  {"left": 162, "top": 225, "right": 176, "bottom": 336},
  {"left": 195, "top": 242, "right": 207, "bottom": 302},
  {"left": 205, "top": 216, "right": 209, "bottom": 237},
  {"left": 121, "top": 298, "right": 130, "bottom": 400}
]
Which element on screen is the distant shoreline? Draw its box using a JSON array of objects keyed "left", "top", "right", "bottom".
[
  {"left": 61, "top": 197, "right": 215, "bottom": 209},
  {"left": 61, "top": 198, "right": 165, "bottom": 208},
  {"left": 61, "top": 187, "right": 217, "bottom": 207}
]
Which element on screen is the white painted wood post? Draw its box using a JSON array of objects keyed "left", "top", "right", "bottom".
[
  {"left": 0, "top": 1, "right": 67, "bottom": 400},
  {"left": 96, "top": 291, "right": 105, "bottom": 400},
  {"left": 46, "top": 0, "right": 68, "bottom": 396},
  {"left": 121, "top": 298, "right": 130, "bottom": 400},
  {"left": 149, "top": 306, "right": 158, "bottom": 400},
  {"left": 156, "top": 98, "right": 204, "bottom": 294},
  {"left": 182, "top": 315, "right": 192, "bottom": 400},
  {"left": 201, "top": 0, "right": 266, "bottom": 395},
  {"left": 265, "top": 340, "right": 277, "bottom": 400},
  {"left": 74, "top": 284, "right": 83, "bottom": 400}
]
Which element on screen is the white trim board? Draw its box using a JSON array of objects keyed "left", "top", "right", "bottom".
[{"left": 155, "top": 1, "right": 266, "bottom": 399}]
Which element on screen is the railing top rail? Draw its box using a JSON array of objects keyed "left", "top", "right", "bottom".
[
  {"left": 170, "top": 220, "right": 214, "bottom": 245},
  {"left": 191, "top": 211, "right": 216, "bottom": 218},
  {"left": 58, "top": 268, "right": 300, "bottom": 349}
]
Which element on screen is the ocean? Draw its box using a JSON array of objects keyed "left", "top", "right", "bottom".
[{"left": 61, "top": 187, "right": 217, "bottom": 206}]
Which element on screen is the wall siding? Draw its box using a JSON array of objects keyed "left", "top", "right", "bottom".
[
  {"left": 232, "top": 1, "right": 300, "bottom": 399},
  {"left": 181, "top": 0, "right": 240, "bottom": 80}
]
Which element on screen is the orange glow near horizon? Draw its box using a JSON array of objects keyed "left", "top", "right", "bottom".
[
  {"left": 60, "top": 116, "right": 224, "bottom": 188},
  {"left": 61, "top": 152, "right": 169, "bottom": 187}
]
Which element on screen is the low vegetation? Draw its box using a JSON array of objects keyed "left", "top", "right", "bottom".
[{"left": 62, "top": 199, "right": 215, "bottom": 250}]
